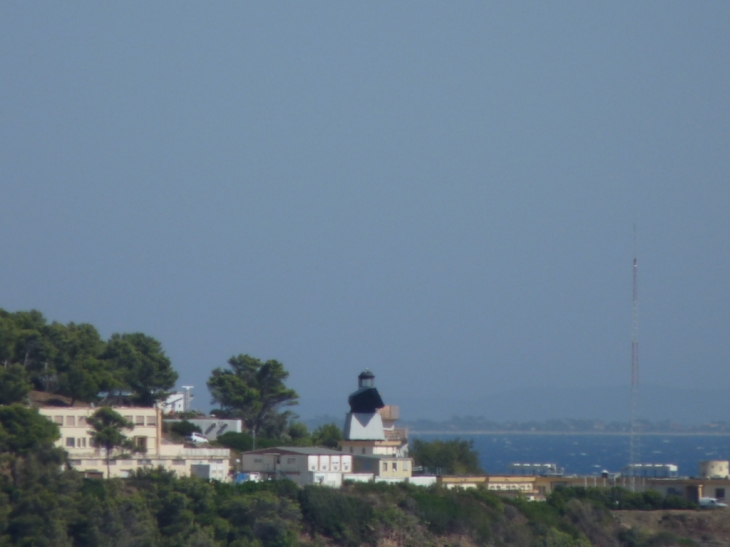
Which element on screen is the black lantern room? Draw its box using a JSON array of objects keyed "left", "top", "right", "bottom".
[{"left": 348, "top": 369, "right": 384, "bottom": 413}]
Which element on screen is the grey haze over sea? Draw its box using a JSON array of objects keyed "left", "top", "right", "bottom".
[{"left": 297, "top": 385, "right": 730, "bottom": 424}]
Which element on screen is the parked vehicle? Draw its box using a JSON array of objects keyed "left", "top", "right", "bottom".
[
  {"left": 699, "top": 497, "right": 728, "bottom": 509},
  {"left": 185, "top": 432, "right": 209, "bottom": 444}
]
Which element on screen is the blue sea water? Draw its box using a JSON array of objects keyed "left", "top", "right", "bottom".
[{"left": 411, "top": 433, "right": 730, "bottom": 476}]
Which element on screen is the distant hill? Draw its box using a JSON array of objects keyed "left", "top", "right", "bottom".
[{"left": 297, "top": 385, "right": 730, "bottom": 425}]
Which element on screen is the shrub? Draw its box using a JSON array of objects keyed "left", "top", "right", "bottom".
[
  {"left": 170, "top": 420, "right": 202, "bottom": 438},
  {"left": 299, "top": 485, "right": 375, "bottom": 547}
]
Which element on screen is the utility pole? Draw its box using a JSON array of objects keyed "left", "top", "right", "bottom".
[{"left": 629, "top": 225, "right": 640, "bottom": 491}]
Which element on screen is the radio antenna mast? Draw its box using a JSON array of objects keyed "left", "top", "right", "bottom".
[{"left": 629, "top": 225, "right": 640, "bottom": 490}]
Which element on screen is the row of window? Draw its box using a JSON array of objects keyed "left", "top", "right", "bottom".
[
  {"left": 64, "top": 436, "right": 148, "bottom": 450},
  {"left": 66, "top": 437, "right": 89, "bottom": 448},
  {"left": 308, "top": 463, "right": 352, "bottom": 471},
  {"left": 69, "top": 459, "right": 222, "bottom": 467},
  {"left": 252, "top": 456, "right": 409, "bottom": 473},
  {"left": 51, "top": 415, "right": 157, "bottom": 427},
  {"left": 255, "top": 457, "right": 351, "bottom": 472},
  {"left": 382, "top": 461, "right": 409, "bottom": 472},
  {"left": 123, "top": 415, "right": 157, "bottom": 426}
]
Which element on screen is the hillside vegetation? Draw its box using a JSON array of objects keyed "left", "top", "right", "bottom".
[
  {"left": 0, "top": 407, "right": 711, "bottom": 547},
  {"left": 1, "top": 308, "right": 723, "bottom": 546}
]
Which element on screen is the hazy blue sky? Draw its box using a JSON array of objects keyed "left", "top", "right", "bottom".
[{"left": 2, "top": 2, "right": 729, "bottom": 419}]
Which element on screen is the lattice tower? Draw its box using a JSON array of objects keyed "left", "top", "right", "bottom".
[{"left": 629, "top": 230, "right": 640, "bottom": 490}]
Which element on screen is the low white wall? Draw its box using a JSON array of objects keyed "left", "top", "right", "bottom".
[
  {"left": 408, "top": 476, "right": 438, "bottom": 487},
  {"left": 343, "top": 473, "right": 374, "bottom": 483}
]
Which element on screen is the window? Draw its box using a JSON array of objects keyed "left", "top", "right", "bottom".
[
  {"left": 717, "top": 488, "right": 725, "bottom": 499},
  {"left": 78, "top": 416, "right": 87, "bottom": 427},
  {"left": 78, "top": 438, "right": 87, "bottom": 448},
  {"left": 173, "top": 459, "right": 186, "bottom": 466},
  {"left": 146, "top": 416, "right": 157, "bottom": 426},
  {"left": 124, "top": 415, "right": 133, "bottom": 423},
  {"left": 382, "top": 462, "right": 387, "bottom": 471},
  {"left": 393, "top": 462, "right": 397, "bottom": 471},
  {"left": 254, "top": 458, "right": 262, "bottom": 463},
  {"left": 349, "top": 447, "right": 353, "bottom": 453},
  {"left": 134, "top": 416, "right": 145, "bottom": 426},
  {"left": 66, "top": 437, "right": 76, "bottom": 448},
  {"left": 361, "top": 448, "right": 365, "bottom": 454},
  {"left": 403, "top": 462, "right": 409, "bottom": 471},
  {"left": 66, "top": 416, "right": 76, "bottom": 426},
  {"left": 134, "top": 436, "right": 147, "bottom": 452},
  {"left": 53, "top": 416, "right": 64, "bottom": 424},
  {"left": 287, "top": 458, "right": 296, "bottom": 464}
]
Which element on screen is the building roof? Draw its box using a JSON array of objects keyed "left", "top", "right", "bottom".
[
  {"left": 348, "top": 388, "right": 384, "bottom": 413},
  {"left": 244, "top": 446, "right": 346, "bottom": 456},
  {"left": 164, "top": 417, "right": 241, "bottom": 422},
  {"left": 353, "top": 454, "right": 412, "bottom": 461}
]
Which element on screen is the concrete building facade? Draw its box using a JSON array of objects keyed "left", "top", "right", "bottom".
[
  {"left": 353, "top": 454, "right": 412, "bottom": 480},
  {"left": 39, "top": 406, "right": 230, "bottom": 480},
  {"left": 240, "top": 447, "right": 353, "bottom": 487},
  {"left": 699, "top": 460, "right": 730, "bottom": 480}
]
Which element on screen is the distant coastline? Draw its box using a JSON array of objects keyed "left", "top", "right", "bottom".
[{"left": 411, "top": 430, "right": 730, "bottom": 437}]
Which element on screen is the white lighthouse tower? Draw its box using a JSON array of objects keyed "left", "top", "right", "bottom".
[
  {"left": 343, "top": 369, "right": 386, "bottom": 442},
  {"left": 341, "top": 370, "right": 408, "bottom": 457}
]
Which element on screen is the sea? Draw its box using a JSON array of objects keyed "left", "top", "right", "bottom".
[{"left": 410, "top": 433, "right": 730, "bottom": 477}]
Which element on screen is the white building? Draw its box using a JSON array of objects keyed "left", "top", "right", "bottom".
[
  {"left": 621, "top": 463, "right": 678, "bottom": 478},
  {"left": 241, "top": 447, "right": 354, "bottom": 487},
  {"left": 164, "top": 417, "right": 243, "bottom": 441},
  {"left": 160, "top": 386, "right": 194, "bottom": 415},
  {"left": 699, "top": 460, "right": 730, "bottom": 480},
  {"left": 39, "top": 406, "right": 230, "bottom": 480}
]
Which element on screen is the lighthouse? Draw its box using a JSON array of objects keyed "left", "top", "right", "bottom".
[
  {"left": 341, "top": 370, "right": 409, "bottom": 458},
  {"left": 343, "top": 369, "right": 386, "bottom": 441}
]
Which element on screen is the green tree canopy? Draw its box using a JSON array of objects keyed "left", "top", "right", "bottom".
[
  {"left": 207, "top": 354, "right": 299, "bottom": 435},
  {"left": 0, "top": 309, "right": 181, "bottom": 407},
  {"left": 104, "top": 333, "right": 178, "bottom": 406},
  {"left": 312, "top": 423, "right": 343, "bottom": 449},
  {"left": 50, "top": 321, "right": 116, "bottom": 404},
  {"left": 0, "top": 363, "right": 32, "bottom": 404},
  {"left": 87, "top": 407, "right": 136, "bottom": 478},
  {"left": 410, "top": 438, "right": 483, "bottom": 475},
  {"left": 0, "top": 404, "right": 60, "bottom": 455}
]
